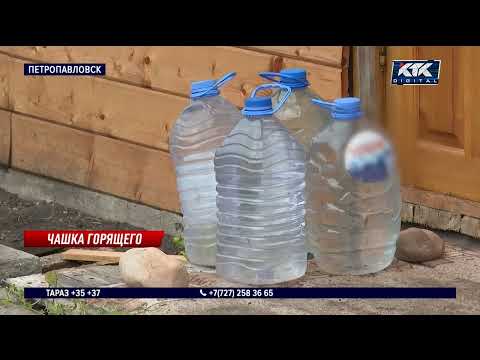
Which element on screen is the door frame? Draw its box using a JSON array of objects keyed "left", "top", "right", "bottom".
[{"left": 352, "top": 46, "right": 480, "bottom": 238}]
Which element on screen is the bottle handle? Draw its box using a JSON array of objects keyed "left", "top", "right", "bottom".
[
  {"left": 258, "top": 71, "right": 283, "bottom": 82},
  {"left": 193, "top": 72, "right": 236, "bottom": 98},
  {"left": 214, "top": 71, "right": 237, "bottom": 89},
  {"left": 251, "top": 83, "right": 292, "bottom": 114},
  {"left": 258, "top": 71, "right": 309, "bottom": 87},
  {"left": 311, "top": 98, "right": 335, "bottom": 111}
]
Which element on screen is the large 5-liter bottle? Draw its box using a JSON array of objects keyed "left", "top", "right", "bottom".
[
  {"left": 169, "top": 72, "right": 242, "bottom": 267},
  {"left": 258, "top": 68, "right": 330, "bottom": 151},
  {"left": 307, "top": 97, "right": 401, "bottom": 275},
  {"left": 215, "top": 84, "right": 307, "bottom": 285}
]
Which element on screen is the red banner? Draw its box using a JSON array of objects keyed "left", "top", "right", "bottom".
[{"left": 24, "top": 230, "right": 164, "bottom": 248}]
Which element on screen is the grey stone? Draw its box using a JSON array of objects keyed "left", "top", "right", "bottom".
[
  {"left": 0, "top": 244, "right": 42, "bottom": 280},
  {"left": 40, "top": 252, "right": 78, "bottom": 273},
  {"left": 395, "top": 228, "right": 445, "bottom": 263},
  {"left": 6, "top": 265, "right": 122, "bottom": 289}
]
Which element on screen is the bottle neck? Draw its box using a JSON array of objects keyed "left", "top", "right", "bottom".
[
  {"left": 191, "top": 94, "right": 219, "bottom": 103},
  {"left": 277, "top": 86, "right": 307, "bottom": 93},
  {"left": 245, "top": 114, "right": 275, "bottom": 121},
  {"left": 332, "top": 115, "right": 362, "bottom": 122}
]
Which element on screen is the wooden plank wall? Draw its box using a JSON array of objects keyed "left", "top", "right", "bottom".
[{"left": 0, "top": 46, "right": 349, "bottom": 213}]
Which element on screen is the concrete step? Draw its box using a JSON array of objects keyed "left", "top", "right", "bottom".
[{"left": 0, "top": 244, "right": 41, "bottom": 280}]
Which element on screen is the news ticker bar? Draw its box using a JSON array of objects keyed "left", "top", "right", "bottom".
[
  {"left": 24, "top": 287, "right": 456, "bottom": 299},
  {"left": 23, "top": 230, "right": 164, "bottom": 248}
]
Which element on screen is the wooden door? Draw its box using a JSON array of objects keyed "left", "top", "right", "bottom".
[{"left": 386, "top": 46, "right": 480, "bottom": 203}]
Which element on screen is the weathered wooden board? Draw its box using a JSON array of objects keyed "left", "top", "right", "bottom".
[
  {"left": 413, "top": 204, "right": 461, "bottom": 232},
  {"left": 0, "top": 48, "right": 346, "bottom": 211},
  {"left": 243, "top": 46, "right": 344, "bottom": 67},
  {"left": 402, "top": 186, "right": 480, "bottom": 219},
  {"left": 0, "top": 47, "right": 344, "bottom": 106},
  {"left": 0, "top": 109, "right": 11, "bottom": 165},
  {"left": 402, "top": 200, "right": 480, "bottom": 239},
  {"left": 460, "top": 216, "right": 480, "bottom": 238},
  {"left": 403, "top": 196, "right": 480, "bottom": 239},
  {"left": 6, "top": 264, "right": 123, "bottom": 288},
  {"left": 352, "top": 47, "right": 385, "bottom": 124},
  {"left": 12, "top": 113, "right": 180, "bottom": 212},
  {"left": 4, "top": 55, "right": 187, "bottom": 151},
  {"left": 0, "top": 54, "right": 10, "bottom": 108},
  {"left": 62, "top": 249, "right": 122, "bottom": 263}
]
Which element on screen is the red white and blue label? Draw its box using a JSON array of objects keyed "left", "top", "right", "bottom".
[{"left": 344, "top": 131, "right": 394, "bottom": 183}]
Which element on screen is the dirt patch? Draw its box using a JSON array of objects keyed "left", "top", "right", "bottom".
[{"left": 0, "top": 188, "right": 150, "bottom": 256}]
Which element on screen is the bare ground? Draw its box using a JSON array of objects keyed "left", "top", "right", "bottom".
[{"left": 0, "top": 188, "right": 143, "bottom": 256}]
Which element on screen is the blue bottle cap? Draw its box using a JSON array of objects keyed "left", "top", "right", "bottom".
[
  {"left": 190, "top": 80, "right": 220, "bottom": 98},
  {"left": 279, "top": 68, "right": 308, "bottom": 88},
  {"left": 331, "top": 97, "right": 363, "bottom": 120},
  {"left": 258, "top": 68, "right": 309, "bottom": 89},
  {"left": 244, "top": 97, "right": 273, "bottom": 113},
  {"left": 242, "top": 83, "right": 292, "bottom": 117},
  {"left": 311, "top": 97, "right": 364, "bottom": 121}
]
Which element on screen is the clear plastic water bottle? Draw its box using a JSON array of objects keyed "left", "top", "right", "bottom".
[
  {"left": 169, "top": 72, "right": 242, "bottom": 267},
  {"left": 307, "top": 97, "right": 401, "bottom": 275},
  {"left": 215, "top": 84, "right": 307, "bottom": 285},
  {"left": 259, "top": 68, "right": 330, "bottom": 151}
]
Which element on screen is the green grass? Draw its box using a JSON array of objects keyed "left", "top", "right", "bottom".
[
  {"left": 1, "top": 273, "right": 128, "bottom": 316},
  {"left": 1, "top": 284, "right": 43, "bottom": 314},
  {"left": 172, "top": 235, "right": 185, "bottom": 256},
  {"left": 44, "top": 298, "right": 127, "bottom": 315}
]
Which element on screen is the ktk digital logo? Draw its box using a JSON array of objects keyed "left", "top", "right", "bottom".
[{"left": 391, "top": 60, "right": 441, "bottom": 85}]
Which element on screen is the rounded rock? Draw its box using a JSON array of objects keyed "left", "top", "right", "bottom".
[
  {"left": 119, "top": 247, "right": 189, "bottom": 287},
  {"left": 395, "top": 228, "right": 445, "bottom": 263}
]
